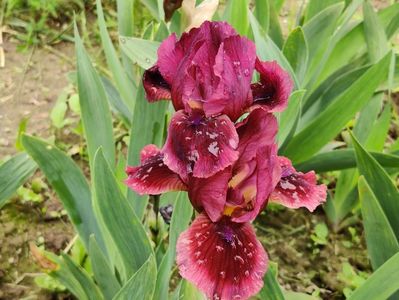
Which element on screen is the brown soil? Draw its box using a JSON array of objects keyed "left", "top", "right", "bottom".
[
  {"left": 0, "top": 198, "right": 74, "bottom": 299},
  {"left": 0, "top": 37, "right": 74, "bottom": 158},
  {"left": 0, "top": 36, "right": 76, "bottom": 299},
  {"left": 256, "top": 208, "right": 370, "bottom": 300}
]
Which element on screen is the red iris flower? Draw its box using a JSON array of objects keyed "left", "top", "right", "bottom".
[
  {"left": 125, "top": 20, "right": 325, "bottom": 300},
  {"left": 142, "top": 21, "right": 293, "bottom": 179}
]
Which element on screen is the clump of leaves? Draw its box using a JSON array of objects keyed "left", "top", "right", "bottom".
[{"left": 338, "top": 262, "right": 369, "bottom": 298}]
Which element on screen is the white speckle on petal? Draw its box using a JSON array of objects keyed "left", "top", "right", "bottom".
[
  {"left": 229, "top": 138, "right": 238, "bottom": 148},
  {"left": 234, "top": 255, "right": 244, "bottom": 264},
  {"left": 208, "top": 142, "right": 219, "bottom": 156},
  {"left": 280, "top": 180, "right": 296, "bottom": 190}
]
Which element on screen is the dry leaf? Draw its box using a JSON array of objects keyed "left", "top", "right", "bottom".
[
  {"left": 182, "top": 0, "right": 219, "bottom": 31},
  {"left": 29, "top": 242, "right": 59, "bottom": 271}
]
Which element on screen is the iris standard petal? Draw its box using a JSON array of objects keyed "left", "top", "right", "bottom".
[
  {"left": 251, "top": 59, "right": 293, "bottom": 113},
  {"left": 203, "top": 35, "right": 256, "bottom": 121},
  {"left": 143, "top": 66, "right": 172, "bottom": 102}
]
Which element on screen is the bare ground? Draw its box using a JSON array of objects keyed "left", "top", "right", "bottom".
[
  {"left": 0, "top": 38, "right": 74, "bottom": 158},
  {"left": 0, "top": 37, "right": 76, "bottom": 299}
]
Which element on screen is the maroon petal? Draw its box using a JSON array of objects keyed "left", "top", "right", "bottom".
[
  {"left": 222, "top": 109, "right": 281, "bottom": 222},
  {"left": 176, "top": 213, "right": 268, "bottom": 300},
  {"left": 125, "top": 144, "right": 187, "bottom": 195},
  {"left": 251, "top": 59, "right": 293, "bottom": 113},
  {"left": 176, "top": 40, "right": 219, "bottom": 113},
  {"left": 269, "top": 156, "right": 327, "bottom": 211},
  {"left": 203, "top": 35, "right": 256, "bottom": 121},
  {"left": 188, "top": 167, "right": 232, "bottom": 222},
  {"left": 227, "top": 145, "right": 281, "bottom": 223},
  {"left": 143, "top": 66, "right": 172, "bottom": 102},
  {"left": 235, "top": 108, "right": 278, "bottom": 162},
  {"left": 162, "top": 110, "right": 239, "bottom": 178}
]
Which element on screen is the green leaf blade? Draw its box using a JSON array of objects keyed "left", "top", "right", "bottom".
[
  {"left": 74, "top": 23, "right": 115, "bottom": 169},
  {"left": 358, "top": 177, "right": 399, "bottom": 270},
  {"left": 96, "top": 0, "right": 136, "bottom": 113},
  {"left": 349, "top": 252, "right": 399, "bottom": 300},
  {"left": 89, "top": 236, "right": 121, "bottom": 300},
  {"left": 0, "top": 152, "right": 37, "bottom": 208},
  {"left": 352, "top": 133, "right": 399, "bottom": 241},
  {"left": 363, "top": 0, "right": 389, "bottom": 63},
  {"left": 284, "top": 53, "right": 391, "bottom": 163},
  {"left": 93, "top": 148, "right": 153, "bottom": 282},
  {"left": 113, "top": 255, "right": 157, "bottom": 300},
  {"left": 22, "top": 135, "right": 103, "bottom": 251}
]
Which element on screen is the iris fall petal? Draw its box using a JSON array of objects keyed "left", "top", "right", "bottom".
[
  {"left": 269, "top": 157, "right": 327, "bottom": 211},
  {"left": 162, "top": 110, "right": 239, "bottom": 178},
  {"left": 125, "top": 144, "right": 187, "bottom": 195},
  {"left": 176, "top": 213, "right": 268, "bottom": 300}
]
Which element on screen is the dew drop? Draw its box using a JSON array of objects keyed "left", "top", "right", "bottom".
[
  {"left": 120, "top": 37, "right": 126, "bottom": 44},
  {"left": 220, "top": 271, "right": 226, "bottom": 278},
  {"left": 145, "top": 58, "right": 151, "bottom": 63},
  {"left": 245, "top": 270, "right": 250, "bottom": 277},
  {"left": 243, "top": 68, "right": 250, "bottom": 76}
]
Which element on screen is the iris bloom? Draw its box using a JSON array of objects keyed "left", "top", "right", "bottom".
[
  {"left": 142, "top": 21, "right": 292, "bottom": 179},
  {"left": 125, "top": 108, "right": 326, "bottom": 299},
  {"left": 126, "top": 21, "right": 326, "bottom": 300}
]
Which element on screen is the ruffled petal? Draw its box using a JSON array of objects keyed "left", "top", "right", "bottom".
[
  {"left": 162, "top": 110, "right": 239, "bottom": 178},
  {"left": 176, "top": 40, "right": 219, "bottom": 113},
  {"left": 176, "top": 213, "right": 268, "bottom": 300},
  {"left": 227, "top": 145, "right": 280, "bottom": 223},
  {"left": 235, "top": 108, "right": 278, "bottom": 162},
  {"left": 142, "top": 66, "right": 172, "bottom": 102},
  {"left": 125, "top": 145, "right": 187, "bottom": 195},
  {"left": 203, "top": 35, "right": 256, "bottom": 121},
  {"left": 221, "top": 109, "right": 280, "bottom": 222},
  {"left": 269, "top": 156, "right": 327, "bottom": 211},
  {"left": 157, "top": 33, "right": 184, "bottom": 85},
  {"left": 188, "top": 167, "right": 232, "bottom": 222},
  {"left": 251, "top": 59, "right": 293, "bottom": 113}
]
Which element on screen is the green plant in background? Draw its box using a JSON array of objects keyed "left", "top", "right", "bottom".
[
  {"left": 3, "top": 0, "right": 84, "bottom": 49},
  {"left": 1, "top": 0, "right": 399, "bottom": 299}
]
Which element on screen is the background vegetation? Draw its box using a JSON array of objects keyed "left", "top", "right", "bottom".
[{"left": 0, "top": 0, "right": 399, "bottom": 299}]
